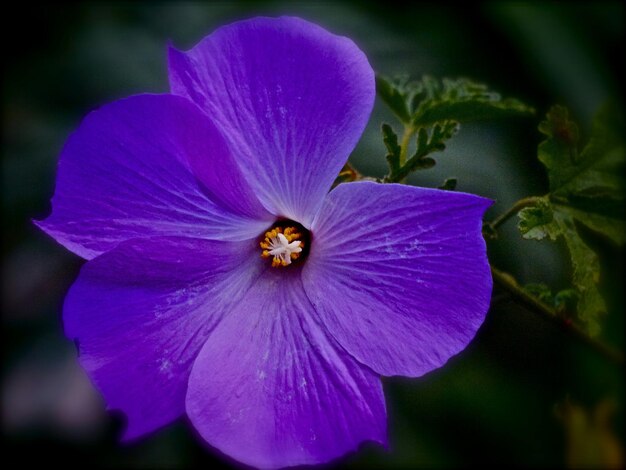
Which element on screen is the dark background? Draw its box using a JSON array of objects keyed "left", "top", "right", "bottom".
[{"left": 3, "top": 1, "right": 624, "bottom": 467}]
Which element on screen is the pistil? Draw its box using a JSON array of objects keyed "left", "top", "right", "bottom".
[{"left": 260, "top": 226, "right": 304, "bottom": 267}]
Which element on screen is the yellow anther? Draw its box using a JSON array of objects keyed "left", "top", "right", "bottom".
[{"left": 260, "top": 225, "right": 304, "bottom": 267}]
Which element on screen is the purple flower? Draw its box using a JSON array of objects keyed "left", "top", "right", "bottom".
[{"left": 37, "top": 16, "right": 492, "bottom": 469}]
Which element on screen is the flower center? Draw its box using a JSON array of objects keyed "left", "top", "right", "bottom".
[{"left": 260, "top": 224, "right": 307, "bottom": 267}]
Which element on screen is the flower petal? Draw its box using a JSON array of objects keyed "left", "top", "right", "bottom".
[
  {"left": 304, "top": 181, "right": 493, "bottom": 377},
  {"left": 37, "top": 94, "right": 273, "bottom": 260},
  {"left": 168, "top": 16, "right": 375, "bottom": 226},
  {"left": 186, "top": 271, "right": 386, "bottom": 469},
  {"left": 63, "top": 236, "right": 264, "bottom": 439}
]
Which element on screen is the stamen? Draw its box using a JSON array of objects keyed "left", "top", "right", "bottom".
[{"left": 260, "top": 226, "right": 304, "bottom": 267}]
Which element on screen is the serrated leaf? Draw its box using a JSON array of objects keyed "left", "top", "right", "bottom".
[
  {"left": 538, "top": 105, "right": 580, "bottom": 190},
  {"left": 377, "top": 74, "right": 532, "bottom": 183},
  {"left": 376, "top": 74, "right": 534, "bottom": 126},
  {"left": 555, "top": 210, "right": 604, "bottom": 336},
  {"left": 519, "top": 202, "right": 605, "bottom": 334},
  {"left": 411, "top": 77, "right": 535, "bottom": 126},
  {"left": 558, "top": 206, "right": 625, "bottom": 245},
  {"left": 382, "top": 123, "right": 401, "bottom": 174},
  {"left": 414, "top": 157, "right": 436, "bottom": 170},
  {"left": 385, "top": 120, "right": 459, "bottom": 182},
  {"left": 543, "top": 106, "right": 625, "bottom": 199},
  {"left": 416, "top": 126, "right": 429, "bottom": 150},
  {"left": 519, "top": 206, "right": 606, "bottom": 335},
  {"left": 539, "top": 104, "right": 625, "bottom": 243},
  {"left": 517, "top": 104, "right": 624, "bottom": 335},
  {"left": 376, "top": 75, "right": 411, "bottom": 123},
  {"left": 409, "top": 121, "right": 459, "bottom": 160},
  {"left": 518, "top": 199, "right": 560, "bottom": 240}
]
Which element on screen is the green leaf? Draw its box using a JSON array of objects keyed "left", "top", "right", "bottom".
[
  {"left": 376, "top": 75, "right": 411, "bottom": 123},
  {"left": 540, "top": 106, "right": 625, "bottom": 198},
  {"left": 537, "top": 105, "right": 580, "bottom": 190},
  {"left": 559, "top": 213, "right": 604, "bottom": 336},
  {"left": 381, "top": 123, "right": 401, "bottom": 175},
  {"left": 538, "top": 105, "right": 626, "bottom": 243},
  {"left": 517, "top": 104, "right": 624, "bottom": 335},
  {"left": 412, "top": 77, "right": 535, "bottom": 126},
  {"left": 520, "top": 201, "right": 605, "bottom": 335},
  {"left": 524, "top": 283, "right": 555, "bottom": 305},
  {"left": 554, "top": 289, "right": 578, "bottom": 315},
  {"left": 438, "top": 177, "right": 458, "bottom": 190},
  {"left": 518, "top": 199, "right": 560, "bottom": 241},
  {"left": 408, "top": 121, "right": 459, "bottom": 163},
  {"left": 376, "top": 75, "right": 534, "bottom": 126},
  {"left": 409, "top": 121, "right": 460, "bottom": 160},
  {"left": 376, "top": 74, "right": 533, "bottom": 183},
  {"left": 384, "top": 120, "right": 459, "bottom": 182},
  {"left": 524, "top": 283, "right": 579, "bottom": 317},
  {"left": 558, "top": 206, "right": 625, "bottom": 245}
]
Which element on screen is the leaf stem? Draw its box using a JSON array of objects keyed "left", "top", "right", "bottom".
[
  {"left": 398, "top": 125, "right": 416, "bottom": 168},
  {"left": 491, "top": 266, "right": 624, "bottom": 366},
  {"left": 487, "top": 196, "right": 543, "bottom": 232}
]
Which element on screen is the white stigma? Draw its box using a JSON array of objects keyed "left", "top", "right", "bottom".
[{"left": 267, "top": 233, "right": 302, "bottom": 266}]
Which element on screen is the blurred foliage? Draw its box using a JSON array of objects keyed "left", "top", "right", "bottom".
[
  {"left": 2, "top": 1, "right": 624, "bottom": 468},
  {"left": 555, "top": 398, "right": 624, "bottom": 468}
]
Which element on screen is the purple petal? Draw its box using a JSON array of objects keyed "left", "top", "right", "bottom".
[
  {"left": 37, "top": 94, "right": 273, "bottom": 260},
  {"left": 303, "top": 181, "right": 493, "bottom": 377},
  {"left": 186, "top": 270, "right": 386, "bottom": 469},
  {"left": 63, "top": 236, "right": 264, "bottom": 439},
  {"left": 168, "top": 16, "right": 375, "bottom": 226}
]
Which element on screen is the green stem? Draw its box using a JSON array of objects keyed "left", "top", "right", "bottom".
[
  {"left": 398, "top": 125, "right": 416, "bottom": 169},
  {"left": 491, "top": 266, "right": 624, "bottom": 366},
  {"left": 488, "top": 196, "right": 543, "bottom": 232}
]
